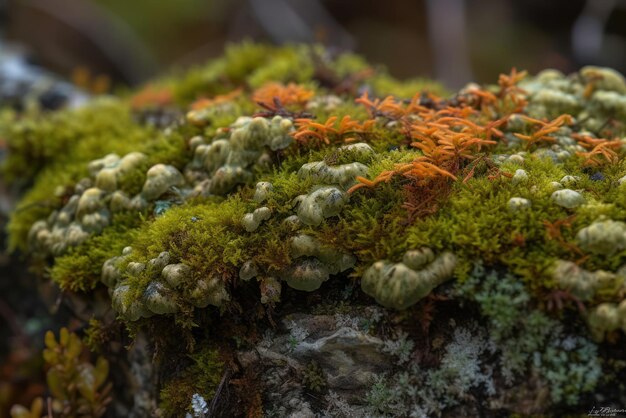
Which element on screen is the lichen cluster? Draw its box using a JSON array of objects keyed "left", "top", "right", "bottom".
[{"left": 5, "top": 43, "right": 626, "bottom": 416}]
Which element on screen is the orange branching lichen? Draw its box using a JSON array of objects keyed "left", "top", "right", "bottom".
[
  {"left": 356, "top": 92, "right": 422, "bottom": 120},
  {"left": 293, "top": 115, "right": 375, "bottom": 146},
  {"left": 572, "top": 133, "right": 623, "bottom": 166},
  {"left": 350, "top": 101, "right": 506, "bottom": 193},
  {"left": 578, "top": 142, "right": 621, "bottom": 166},
  {"left": 542, "top": 215, "right": 586, "bottom": 259},
  {"left": 461, "top": 68, "right": 528, "bottom": 116},
  {"left": 130, "top": 85, "right": 173, "bottom": 109},
  {"left": 498, "top": 68, "right": 528, "bottom": 96},
  {"left": 190, "top": 89, "right": 243, "bottom": 111},
  {"left": 350, "top": 69, "right": 536, "bottom": 219},
  {"left": 72, "top": 67, "right": 111, "bottom": 94},
  {"left": 252, "top": 82, "right": 314, "bottom": 110},
  {"left": 514, "top": 114, "right": 573, "bottom": 149}
]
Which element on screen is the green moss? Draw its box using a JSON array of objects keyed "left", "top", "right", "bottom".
[
  {"left": 302, "top": 361, "right": 326, "bottom": 393},
  {"left": 246, "top": 45, "right": 315, "bottom": 88},
  {"left": 3, "top": 100, "right": 176, "bottom": 251},
  {"left": 159, "top": 346, "right": 224, "bottom": 417},
  {"left": 2, "top": 99, "right": 156, "bottom": 184},
  {"left": 83, "top": 319, "right": 108, "bottom": 353},
  {"left": 10, "top": 40, "right": 626, "bottom": 418},
  {"left": 168, "top": 43, "right": 317, "bottom": 104},
  {"left": 51, "top": 212, "right": 144, "bottom": 292},
  {"left": 120, "top": 197, "right": 250, "bottom": 301},
  {"left": 370, "top": 73, "right": 449, "bottom": 98}
]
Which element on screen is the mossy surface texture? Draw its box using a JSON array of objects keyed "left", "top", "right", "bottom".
[{"left": 5, "top": 43, "right": 626, "bottom": 416}]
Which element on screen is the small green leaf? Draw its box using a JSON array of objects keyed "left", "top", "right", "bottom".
[
  {"left": 47, "top": 368, "right": 66, "bottom": 400},
  {"left": 44, "top": 330, "right": 57, "bottom": 349},
  {"left": 59, "top": 327, "right": 69, "bottom": 346},
  {"left": 94, "top": 357, "right": 109, "bottom": 388}
]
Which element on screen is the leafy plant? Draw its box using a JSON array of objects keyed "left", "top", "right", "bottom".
[{"left": 43, "top": 328, "right": 112, "bottom": 417}]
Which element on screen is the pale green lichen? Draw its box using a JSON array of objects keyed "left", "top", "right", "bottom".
[
  {"left": 241, "top": 207, "right": 272, "bottom": 232},
  {"left": 551, "top": 259, "right": 625, "bottom": 301},
  {"left": 581, "top": 66, "right": 626, "bottom": 94},
  {"left": 587, "top": 301, "right": 626, "bottom": 341},
  {"left": 551, "top": 189, "right": 585, "bottom": 208},
  {"left": 508, "top": 197, "right": 532, "bottom": 212},
  {"left": 361, "top": 251, "right": 457, "bottom": 309},
  {"left": 456, "top": 264, "right": 602, "bottom": 404},
  {"left": 186, "top": 116, "right": 293, "bottom": 195},
  {"left": 295, "top": 186, "right": 348, "bottom": 226},
  {"left": 141, "top": 164, "right": 185, "bottom": 201},
  {"left": 576, "top": 218, "right": 626, "bottom": 255},
  {"left": 253, "top": 181, "right": 273, "bottom": 203},
  {"left": 298, "top": 160, "right": 368, "bottom": 189}
]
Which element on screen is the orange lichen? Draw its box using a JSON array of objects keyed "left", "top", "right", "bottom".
[
  {"left": 71, "top": 67, "right": 111, "bottom": 94},
  {"left": 349, "top": 69, "right": 538, "bottom": 219},
  {"left": 252, "top": 82, "right": 314, "bottom": 110},
  {"left": 190, "top": 89, "right": 243, "bottom": 111},
  {"left": 293, "top": 115, "right": 375, "bottom": 146},
  {"left": 130, "top": 85, "right": 173, "bottom": 109},
  {"left": 573, "top": 133, "right": 622, "bottom": 166},
  {"left": 514, "top": 114, "right": 573, "bottom": 149}
]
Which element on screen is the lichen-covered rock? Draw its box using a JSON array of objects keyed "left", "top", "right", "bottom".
[{"left": 6, "top": 43, "right": 626, "bottom": 417}]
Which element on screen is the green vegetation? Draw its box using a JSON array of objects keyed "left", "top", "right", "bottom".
[{"left": 5, "top": 42, "right": 626, "bottom": 416}]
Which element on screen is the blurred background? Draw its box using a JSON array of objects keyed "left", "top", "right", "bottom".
[{"left": 1, "top": 0, "right": 626, "bottom": 91}]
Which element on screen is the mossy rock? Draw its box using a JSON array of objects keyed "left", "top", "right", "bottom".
[{"left": 5, "top": 43, "right": 626, "bottom": 417}]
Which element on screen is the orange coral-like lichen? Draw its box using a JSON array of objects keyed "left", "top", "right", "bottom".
[
  {"left": 513, "top": 114, "right": 573, "bottom": 148},
  {"left": 130, "top": 85, "right": 173, "bottom": 109},
  {"left": 572, "top": 133, "right": 623, "bottom": 166},
  {"left": 349, "top": 69, "right": 537, "bottom": 219},
  {"left": 252, "top": 82, "right": 314, "bottom": 110},
  {"left": 293, "top": 115, "right": 375, "bottom": 146},
  {"left": 190, "top": 89, "right": 243, "bottom": 111}
]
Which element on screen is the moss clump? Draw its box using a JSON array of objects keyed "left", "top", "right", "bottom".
[
  {"left": 50, "top": 212, "right": 143, "bottom": 292},
  {"left": 302, "top": 361, "right": 326, "bottom": 393},
  {"left": 2, "top": 100, "right": 155, "bottom": 184},
  {"left": 5, "top": 100, "right": 190, "bottom": 252}
]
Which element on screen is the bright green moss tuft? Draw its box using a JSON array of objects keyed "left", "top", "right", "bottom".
[
  {"left": 2, "top": 99, "right": 156, "bottom": 184},
  {"left": 51, "top": 212, "right": 144, "bottom": 292}
]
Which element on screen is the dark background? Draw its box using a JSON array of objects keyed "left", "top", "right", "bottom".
[{"left": 2, "top": 0, "right": 626, "bottom": 89}]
